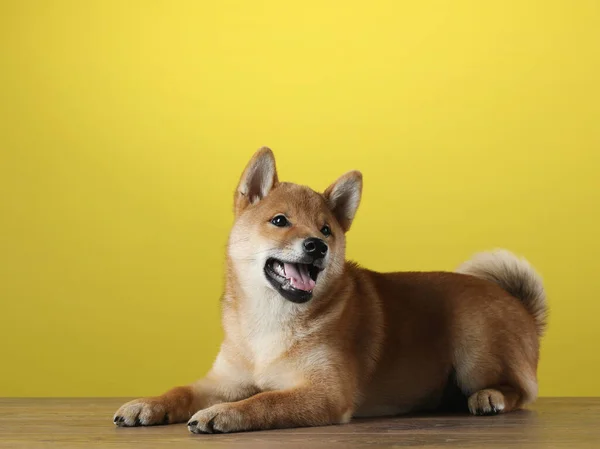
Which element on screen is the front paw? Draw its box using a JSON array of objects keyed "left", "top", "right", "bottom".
[
  {"left": 187, "top": 403, "right": 245, "bottom": 434},
  {"left": 113, "top": 398, "right": 171, "bottom": 427}
]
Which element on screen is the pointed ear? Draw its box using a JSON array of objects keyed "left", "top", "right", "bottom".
[
  {"left": 323, "top": 171, "right": 363, "bottom": 232},
  {"left": 234, "top": 147, "right": 279, "bottom": 215}
]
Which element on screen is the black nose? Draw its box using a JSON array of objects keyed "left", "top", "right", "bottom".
[{"left": 303, "top": 238, "right": 328, "bottom": 257}]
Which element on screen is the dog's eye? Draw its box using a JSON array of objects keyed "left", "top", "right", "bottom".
[
  {"left": 321, "top": 225, "right": 332, "bottom": 237},
  {"left": 270, "top": 215, "right": 289, "bottom": 227}
]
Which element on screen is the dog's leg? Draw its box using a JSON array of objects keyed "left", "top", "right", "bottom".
[
  {"left": 113, "top": 384, "right": 205, "bottom": 426},
  {"left": 187, "top": 384, "right": 353, "bottom": 434},
  {"left": 456, "top": 348, "right": 538, "bottom": 416},
  {"left": 113, "top": 351, "right": 256, "bottom": 427},
  {"left": 454, "top": 315, "right": 540, "bottom": 416},
  {"left": 113, "top": 377, "right": 257, "bottom": 427},
  {"left": 467, "top": 385, "right": 525, "bottom": 415}
]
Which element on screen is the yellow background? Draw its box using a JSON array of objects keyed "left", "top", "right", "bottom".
[{"left": 1, "top": 1, "right": 598, "bottom": 397}]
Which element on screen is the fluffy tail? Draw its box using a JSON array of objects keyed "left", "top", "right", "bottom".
[{"left": 456, "top": 249, "right": 547, "bottom": 337}]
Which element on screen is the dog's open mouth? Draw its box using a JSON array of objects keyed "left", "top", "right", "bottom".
[{"left": 264, "top": 258, "right": 323, "bottom": 303}]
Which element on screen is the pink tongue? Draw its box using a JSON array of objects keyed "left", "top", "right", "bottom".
[{"left": 283, "top": 263, "right": 316, "bottom": 291}]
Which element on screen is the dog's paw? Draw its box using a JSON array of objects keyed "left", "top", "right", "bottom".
[
  {"left": 187, "top": 403, "right": 246, "bottom": 434},
  {"left": 113, "top": 398, "right": 171, "bottom": 427},
  {"left": 468, "top": 389, "right": 505, "bottom": 416}
]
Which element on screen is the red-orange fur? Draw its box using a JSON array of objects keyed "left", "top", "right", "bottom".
[{"left": 114, "top": 147, "right": 546, "bottom": 433}]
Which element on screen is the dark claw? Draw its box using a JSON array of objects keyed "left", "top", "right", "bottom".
[
  {"left": 134, "top": 417, "right": 141, "bottom": 426},
  {"left": 206, "top": 415, "right": 221, "bottom": 433},
  {"left": 162, "top": 413, "right": 170, "bottom": 425},
  {"left": 113, "top": 416, "right": 120, "bottom": 423},
  {"left": 188, "top": 420, "right": 198, "bottom": 427},
  {"left": 118, "top": 416, "right": 125, "bottom": 423}
]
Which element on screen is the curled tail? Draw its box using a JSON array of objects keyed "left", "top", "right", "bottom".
[{"left": 456, "top": 249, "right": 547, "bottom": 337}]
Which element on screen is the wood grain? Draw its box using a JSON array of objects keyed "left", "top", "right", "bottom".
[{"left": 0, "top": 398, "right": 599, "bottom": 448}]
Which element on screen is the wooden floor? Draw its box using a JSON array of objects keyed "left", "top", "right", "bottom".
[{"left": 0, "top": 398, "right": 599, "bottom": 448}]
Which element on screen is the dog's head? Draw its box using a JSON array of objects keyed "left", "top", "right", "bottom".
[{"left": 227, "top": 147, "right": 362, "bottom": 304}]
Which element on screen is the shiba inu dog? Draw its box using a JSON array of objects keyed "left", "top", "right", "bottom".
[{"left": 114, "top": 147, "right": 547, "bottom": 434}]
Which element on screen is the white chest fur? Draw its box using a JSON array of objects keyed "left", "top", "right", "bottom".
[{"left": 239, "top": 291, "right": 305, "bottom": 390}]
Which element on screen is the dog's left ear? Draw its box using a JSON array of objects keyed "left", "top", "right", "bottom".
[
  {"left": 323, "top": 171, "right": 363, "bottom": 232},
  {"left": 235, "top": 147, "right": 279, "bottom": 215}
]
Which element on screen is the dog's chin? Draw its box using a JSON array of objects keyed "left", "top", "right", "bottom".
[{"left": 263, "top": 257, "right": 324, "bottom": 304}]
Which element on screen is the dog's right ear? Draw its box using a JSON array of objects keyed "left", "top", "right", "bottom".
[{"left": 234, "top": 147, "right": 279, "bottom": 215}]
